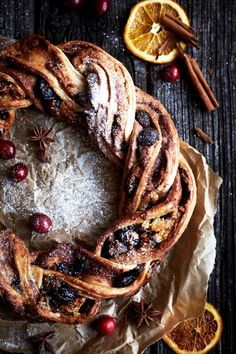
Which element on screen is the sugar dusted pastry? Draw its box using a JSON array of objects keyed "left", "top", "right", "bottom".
[{"left": 0, "top": 35, "right": 196, "bottom": 324}]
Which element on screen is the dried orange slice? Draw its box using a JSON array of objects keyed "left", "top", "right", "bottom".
[
  {"left": 163, "top": 302, "right": 223, "bottom": 354},
  {"left": 124, "top": 0, "right": 190, "bottom": 64}
]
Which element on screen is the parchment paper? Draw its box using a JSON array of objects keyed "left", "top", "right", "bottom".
[{"left": 0, "top": 37, "right": 222, "bottom": 354}]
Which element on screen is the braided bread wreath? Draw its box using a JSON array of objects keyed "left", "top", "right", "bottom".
[{"left": 0, "top": 35, "right": 196, "bottom": 324}]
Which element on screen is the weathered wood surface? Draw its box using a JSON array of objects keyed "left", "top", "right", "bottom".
[{"left": 0, "top": 0, "right": 235, "bottom": 353}]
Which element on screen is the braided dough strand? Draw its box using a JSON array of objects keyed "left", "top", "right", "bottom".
[{"left": 0, "top": 35, "right": 197, "bottom": 324}]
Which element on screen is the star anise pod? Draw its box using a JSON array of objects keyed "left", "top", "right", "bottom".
[
  {"left": 27, "top": 331, "right": 55, "bottom": 354},
  {"left": 28, "top": 124, "right": 54, "bottom": 151},
  {"left": 37, "top": 148, "right": 52, "bottom": 163},
  {"left": 125, "top": 299, "right": 161, "bottom": 328}
]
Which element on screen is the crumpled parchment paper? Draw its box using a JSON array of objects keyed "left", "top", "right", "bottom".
[{"left": 0, "top": 37, "right": 222, "bottom": 354}]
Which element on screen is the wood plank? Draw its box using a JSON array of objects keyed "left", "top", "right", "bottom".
[{"left": 0, "top": 0, "right": 34, "bottom": 38}]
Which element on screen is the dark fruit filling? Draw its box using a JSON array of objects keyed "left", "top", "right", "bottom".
[
  {"left": 101, "top": 238, "right": 112, "bottom": 258},
  {"left": 112, "top": 113, "right": 122, "bottom": 139},
  {"left": 75, "top": 92, "right": 88, "bottom": 106},
  {"left": 113, "top": 265, "right": 144, "bottom": 287},
  {"left": 112, "top": 121, "right": 120, "bottom": 137},
  {"left": 79, "top": 299, "right": 95, "bottom": 314},
  {"left": 110, "top": 240, "right": 127, "bottom": 257},
  {"left": 135, "top": 110, "right": 151, "bottom": 128},
  {"left": 150, "top": 235, "right": 160, "bottom": 247},
  {"left": 53, "top": 284, "right": 76, "bottom": 305},
  {"left": 51, "top": 99, "right": 62, "bottom": 109},
  {"left": 137, "top": 127, "right": 159, "bottom": 146},
  {"left": 120, "top": 141, "right": 128, "bottom": 152},
  {"left": 37, "top": 79, "right": 56, "bottom": 100},
  {"left": 102, "top": 225, "right": 140, "bottom": 259},
  {"left": 114, "top": 225, "right": 140, "bottom": 249},
  {"left": 37, "top": 79, "right": 62, "bottom": 108},
  {"left": 11, "top": 276, "right": 20, "bottom": 292},
  {"left": 45, "top": 283, "right": 76, "bottom": 307},
  {"left": 179, "top": 169, "right": 191, "bottom": 206},
  {"left": 0, "top": 110, "right": 9, "bottom": 120},
  {"left": 57, "top": 262, "right": 73, "bottom": 275},
  {"left": 126, "top": 175, "right": 139, "bottom": 196},
  {"left": 55, "top": 256, "right": 89, "bottom": 277},
  {"left": 0, "top": 79, "right": 11, "bottom": 93},
  {"left": 73, "top": 255, "right": 89, "bottom": 275},
  {"left": 42, "top": 278, "right": 77, "bottom": 307}
]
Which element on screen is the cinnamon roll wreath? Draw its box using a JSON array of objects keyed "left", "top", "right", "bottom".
[{"left": 0, "top": 35, "right": 196, "bottom": 324}]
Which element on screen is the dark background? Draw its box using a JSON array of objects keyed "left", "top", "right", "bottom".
[{"left": 0, "top": 0, "right": 235, "bottom": 353}]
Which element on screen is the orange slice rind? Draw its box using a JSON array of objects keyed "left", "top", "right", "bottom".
[
  {"left": 124, "top": 0, "right": 190, "bottom": 64},
  {"left": 163, "top": 302, "right": 223, "bottom": 354}
]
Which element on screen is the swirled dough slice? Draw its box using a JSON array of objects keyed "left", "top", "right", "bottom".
[
  {"left": 0, "top": 157, "right": 196, "bottom": 317},
  {"left": 0, "top": 70, "right": 31, "bottom": 134},
  {"left": 0, "top": 34, "right": 85, "bottom": 124},
  {"left": 1, "top": 36, "right": 136, "bottom": 165},
  {"left": 60, "top": 41, "right": 136, "bottom": 165},
  {"left": 119, "top": 88, "right": 180, "bottom": 215},
  {"left": 0, "top": 230, "right": 100, "bottom": 324}
]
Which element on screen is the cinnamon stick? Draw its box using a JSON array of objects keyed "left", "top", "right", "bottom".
[
  {"left": 195, "top": 127, "right": 214, "bottom": 144},
  {"left": 160, "top": 14, "right": 200, "bottom": 49},
  {"left": 177, "top": 44, "right": 219, "bottom": 112},
  {"left": 188, "top": 56, "right": 219, "bottom": 109},
  {"left": 156, "top": 34, "right": 175, "bottom": 59},
  {"left": 164, "top": 13, "right": 197, "bottom": 35}
]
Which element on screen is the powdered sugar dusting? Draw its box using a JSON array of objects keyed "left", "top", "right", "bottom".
[
  {"left": 0, "top": 108, "right": 121, "bottom": 247},
  {"left": 103, "top": 31, "right": 124, "bottom": 50}
]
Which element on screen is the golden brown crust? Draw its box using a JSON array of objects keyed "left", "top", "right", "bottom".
[
  {"left": 0, "top": 230, "right": 100, "bottom": 324},
  {"left": 0, "top": 71, "right": 31, "bottom": 110},
  {"left": 0, "top": 36, "right": 136, "bottom": 165},
  {"left": 60, "top": 40, "right": 136, "bottom": 165},
  {"left": 95, "top": 154, "right": 196, "bottom": 266},
  {"left": 0, "top": 230, "right": 38, "bottom": 314},
  {"left": 0, "top": 109, "right": 15, "bottom": 135},
  {"left": 0, "top": 69, "right": 31, "bottom": 135},
  {"left": 0, "top": 35, "right": 197, "bottom": 324},
  {"left": 0, "top": 35, "right": 85, "bottom": 124},
  {"left": 0, "top": 156, "right": 196, "bottom": 318},
  {"left": 119, "top": 88, "right": 180, "bottom": 215}
]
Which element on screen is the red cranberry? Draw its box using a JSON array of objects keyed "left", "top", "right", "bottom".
[
  {"left": 95, "top": 0, "right": 110, "bottom": 16},
  {"left": 66, "top": 0, "right": 85, "bottom": 10},
  {"left": 162, "top": 63, "right": 180, "bottom": 83},
  {"left": 30, "top": 213, "right": 52, "bottom": 234},
  {"left": 95, "top": 315, "right": 116, "bottom": 335},
  {"left": 0, "top": 139, "right": 16, "bottom": 159},
  {"left": 10, "top": 163, "right": 28, "bottom": 182}
]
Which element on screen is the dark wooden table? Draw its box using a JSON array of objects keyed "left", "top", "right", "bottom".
[{"left": 0, "top": 0, "right": 235, "bottom": 353}]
